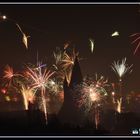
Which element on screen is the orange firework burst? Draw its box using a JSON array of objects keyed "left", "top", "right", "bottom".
[
  {"left": 3, "top": 65, "right": 14, "bottom": 80},
  {"left": 53, "top": 47, "right": 80, "bottom": 84},
  {"left": 3, "top": 65, "right": 23, "bottom": 89},
  {"left": 61, "top": 48, "right": 78, "bottom": 69}
]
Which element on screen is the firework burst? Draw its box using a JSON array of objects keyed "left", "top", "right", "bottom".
[
  {"left": 111, "top": 58, "right": 133, "bottom": 82},
  {"left": 75, "top": 74, "right": 109, "bottom": 129},
  {"left": 46, "top": 79, "right": 63, "bottom": 95},
  {"left": 3, "top": 65, "right": 14, "bottom": 81},
  {"left": 61, "top": 48, "right": 78, "bottom": 69},
  {"left": 111, "top": 58, "right": 133, "bottom": 101},
  {"left": 3, "top": 65, "right": 23, "bottom": 89},
  {"left": 53, "top": 47, "right": 79, "bottom": 84},
  {"left": 130, "top": 33, "right": 140, "bottom": 55},
  {"left": 76, "top": 76, "right": 108, "bottom": 110},
  {"left": 25, "top": 63, "right": 55, "bottom": 124},
  {"left": 61, "top": 48, "right": 79, "bottom": 84}
]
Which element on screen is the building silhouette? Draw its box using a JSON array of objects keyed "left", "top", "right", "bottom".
[{"left": 58, "top": 56, "right": 83, "bottom": 126}]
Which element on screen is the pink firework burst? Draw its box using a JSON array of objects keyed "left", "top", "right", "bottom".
[
  {"left": 130, "top": 32, "right": 140, "bottom": 55},
  {"left": 25, "top": 64, "right": 55, "bottom": 124}
]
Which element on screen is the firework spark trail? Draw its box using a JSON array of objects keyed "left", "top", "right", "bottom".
[
  {"left": 133, "top": 41, "right": 140, "bottom": 55},
  {"left": 111, "top": 58, "right": 133, "bottom": 82},
  {"left": 131, "top": 36, "right": 140, "bottom": 44},
  {"left": 16, "top": 23, "right": 30, "bottom": 49},
  {"left": 111, "top": 31, "right": 119, "bottom": 37},
  {"left": 26, "top": 64, "right": 55, "bottom": 124},
  {"left": 22, "top": 88, "right": 30, "bottom": 110},
  {"left": 89, "top": 38, "right": 94, "bottom": 53},
  {"left": 95, "top": 74, "right": 109, "bottom": 88},
  {"left": 41, "top": 87, "right": 47, "bottom": 123},
  {"left": 130, "top": 33, "right": 140, "bottom": 37},
  {"left": 64, "top": 42, "right": 70, "bottom": 50},
  {"left": 0, "top": 14, "right": 29, "bottom": 49},
  {"left": 116, "top": 97, "right": 122, "bottom": 113},
  {"left": 20, "top": 85, "right": 35, "bottom": 110},
  {"left": 95, "top": 106, "right": 100, "bottom": 130},
  {"left": 130, "top": 33, "right": 140, "bottom": 55}
]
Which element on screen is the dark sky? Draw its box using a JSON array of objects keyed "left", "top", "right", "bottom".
[{"left": 0, "top": 4, "right": 140, "bottom": 93}]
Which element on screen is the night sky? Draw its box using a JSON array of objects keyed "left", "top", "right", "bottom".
[{"left": 0, "top": 4, "right": 140, "bottom": 93}]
